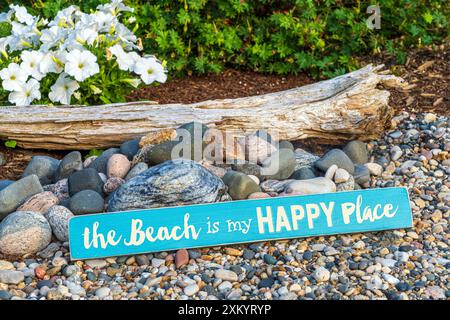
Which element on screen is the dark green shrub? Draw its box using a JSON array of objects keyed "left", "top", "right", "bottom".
[{"left": 2, "top": 0, "right": 449, "bottom": 79}]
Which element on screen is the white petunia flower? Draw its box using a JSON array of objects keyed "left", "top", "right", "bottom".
[
  {"left": 97, "top": 0, "right": 134, "bottom": 16},
  {"left": 48, "top": 5, "right": 80, "bottom": 28},
  {"left": 0, "top": 63, "right": 28, "bottom": 91},
  {"left": 40, "top": 51, "right": 64, "bottom": 74},
  {"left": 64, "top": 49, "right": 99, "bottom": 81},
  {"left": 109, "top": 44, "right": 140, "bottom": 71},
  {"left": 10, "top": 5, "right": 34, "bottom": 26},
  {"left": 0, "top": 37, "right": 11, "bottom": 58},
  {"left": 20, "top": 50, "right": 44, "bottom": 80},
  {"left": 134, "top": 56, "right": 167, "bottom": 85},
  {"left": 8, "top": 78, "right": 41, "bottom": 106},
  {"left": 48, "top": 73, "right": 79, "bottom": 105}
]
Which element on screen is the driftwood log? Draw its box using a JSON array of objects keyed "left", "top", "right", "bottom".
[{"left": 0, "top": 64, "right": 406, "bottom": 150}]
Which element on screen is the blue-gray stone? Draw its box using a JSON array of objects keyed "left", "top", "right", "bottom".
[
  {"left": 108, "top": 159, "right": 226, "bottom": 211},
  {"left": 0, "top": 180, "right": 13, "bottom": 192},
  {"left": 68, "top": 168, "right": 104, "bottom": 196},
  {"left": 222, "top": 171, "right": 261, "bottom": 200},
  {"left": 69, "top": 190, "right": 104, "bottom": 215},
  {"left": 0, "top": 290, "right": 11, "bottom": 300},
  {"left": 354, "top": 164, "right": 370, "bottom": 185},
  {"left": 54, "top": 151, "right": 82, "bottom": 182},
  {"left": 314, "top": 149, "right": 355, "bottom": 174},
  {"left": 278, "top": 140, "right": 294, "bottom": 151},
  {"left": 120, "top": 139, "right": 140, "bottom": 160},
  {"left": 22, "top": 156, "right": 60, "bottom": 185},
  {"left": 342, "top": 140, "right": 368, "bottom": 164},
  {"left": 0, "top": 175, "right": 43, "bottom": 220},
  {"left": 263, "top": 254, "right": 277, "bottom": 265},
  {"left": 88, "top": 148, "right": 120, "bottom": 174},
  {"left": 125, "top": 162, "right": 148, "bottom": 181},
  {"left": 290, "top": 167, "right": 316, "bottom": 180}
]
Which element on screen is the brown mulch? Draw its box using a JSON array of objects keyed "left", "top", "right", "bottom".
[
  {"left": 127, "top": 69, "right": 314, "bottom": 104},
  {"left": 1, "top": 44, "right": 448, "bottom": 181}
]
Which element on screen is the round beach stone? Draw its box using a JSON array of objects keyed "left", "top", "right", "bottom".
[
  {"left": 239, "top": 133, "right": 277, "bottom": 164},
  {"left": 22, "top": 156, "right": 60, "bottom": 186},
  {"left": 325, "top": 164, "right": 338, "bottom": 180},
  {"left": 45, "top": 206, "right": 74, "bottom": 241},
  {"left": 83, "top": 156, "right": 97, "bottom": 168},
  {"left": 176, "top": 121, "right": 209, "bottom": 144},
  {"left": 69, "top": 190, "right": 104, "bottom": 215},
  {"left": 283, "top": 177, "right": 336, "bottom": 195},
  {"left": 54, "top": 151, "right": 83, "bottom": 182},
  {"left": 52, "top": 178, "right": 69, "bottom": 201},
  {"left": 247, "top": 192, "right": 271, "bottom": 199},
  {"left": 120, "top": 139, "right": 140, "bottom": 160},
  {"left": 278, "top": 140, "right": 294, "bottom": 151},
  {"left": 107, "top": 154, "right": 131, "bottom": 179},
  {"left": 231, "top": 161, "right": 262, "bottom": 178},
  {"left": 108, "top": 159, "right": 226, "bottom": 211},
  {"left": 314, "top": 149, "right": 355, "bottom": 175},
  {"left": 124, "top": 162, "right": 149, "bottom": 181},
  {"left": 103, "top": 177, "right": 125, "bottom": 194},
  {"left": 365, "top": 162, "right": 383, "bottom": 176},
  {"left": 222, "top": 171, "right": 261, "bottom": 200},
  {"left": 144, "top": 140, "right": 206, "bottom": 165},
  {"left": 0, "top": 211, "right": 51, "bottom": 256},
  {"left": 312, "top": 267, "right": 330, "bottom": 282},
  {"left": 17, "top": 191, "right": 59, "bottom": 214},
  {"left": 353, "top": 164, "right": 370, "bottom": 185},
  {"left": 343, "top": 140, "right": 369, "bottom": 164},
  {"left": 334, "top": 168, "right": 350, "bottom": 183},
  {"left": 290, "top": 167, "right": 316, "bottom": 180},
  {"left": 0, "top": 175, "right": 43, "bottom": 220},
  {"left": 260, "top": 148, "right": 296, "bottom": 180},
  {"left": 88, "top": 148, "right": 121, "bottom": 174},
  {"left": 68, "top": 168, "right": 104, "bottom": 196}
]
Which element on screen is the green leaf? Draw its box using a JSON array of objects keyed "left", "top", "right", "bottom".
[{"left": 4, "top": 140, "right": 17, "bottom": 148}]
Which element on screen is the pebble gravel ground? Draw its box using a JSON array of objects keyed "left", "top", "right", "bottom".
[{"left": 0, "top": 112, "right": 448, "bottom": 300}]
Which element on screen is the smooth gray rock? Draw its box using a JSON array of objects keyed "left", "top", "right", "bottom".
[
  {"left": 120, "top": 139, "right": 140, "bottom": 160},
  {"left": 354, "top": 164, "right": 370, "bottom": 185},
  {"left": 343, "top": 140, "right": 369, "bottom": 164},
  {"left": 69, "top": 190, "right": 104, "bottom": 215},
  {"left": 68, "top": 168, "right": 104, "bottom": 196},
  {"left": 54, "top": 151, "right": 83, "bottom": 182},
  {"left": 314, "top": 149, "right": 355, "bottom": 174},
  {"left": 222, "top": 171, "right": 261, "bottom": 200},
  {"left": 125, "top": 162, "right": 149, "bottom": 181},
  {"left": 0, "top": 270, "right": 24, "bottom": 284},
  {"left": 0, "top": 180, "right": 13, "bottom": 192},
  {"left": 0, "top": 211, "right": 51, "bottom": 256},
  {"left": 44, "top": 206, "right": 74, "bottom": 241},
  {"left": 261, "top": 149, "right": 296, "bottom": 180},
  {"left": 22, "top": 156, "right": 60, "bottom": 185},
  {"left": 231, "top": 161, "right": 262, "bottom": 178},
  {"left": 176, "top": 121, "right": 209, "bottom": 143},
  {"left": 144, "top": 140, "right": 206, "bottom": 165},
  {"left": 278, "top": 140, "right": 294, "bottom": 151},
  {"left": 0, "top": 175, "right": 43, "bottom": 220},
  {"left": 290, "top": 167, "right": 316, "bottom": 180},
  {"left": 108, "top": 159, "right": 226, "bottom": 211},
  {"left": 88, "top": 148, "right": 120, "bottom": 174}
]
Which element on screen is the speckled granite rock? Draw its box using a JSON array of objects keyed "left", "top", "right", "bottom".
[{"left": 0, "top": 211, "right": 51, "bottom": 256}]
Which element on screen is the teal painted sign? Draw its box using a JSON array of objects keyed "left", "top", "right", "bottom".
[{"left": 68, "top": 187, "right": 413, "bottom": 260}]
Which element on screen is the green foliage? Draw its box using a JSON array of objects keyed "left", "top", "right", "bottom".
[
  {"left": 4, "top": 0, "right": 450, "bottom": 79},
  {"left": 85, "top": 149, "right": 104, "bottom": 159},
  {"left": 4, "top": 140, "right": 17, "bottom": 148}
]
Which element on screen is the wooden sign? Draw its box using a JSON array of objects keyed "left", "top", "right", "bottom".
[{"left": 68, "top": 187, "right": 413, "bottom": 260}]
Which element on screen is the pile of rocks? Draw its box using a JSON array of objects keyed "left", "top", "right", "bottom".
[{"left": 0, "top": 112, "right": 448, "bottom": 300}]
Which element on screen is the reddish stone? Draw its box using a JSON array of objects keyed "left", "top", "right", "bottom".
[
  {"left": 175, "top": 249, "right": 189, "bottom": 268},
  {"left": 35, "top": 266, "right": 46, "bottom": 279}
]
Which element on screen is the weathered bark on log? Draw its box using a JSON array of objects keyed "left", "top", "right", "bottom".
[{"left": 0, "top": 64, "right": 406, "bottom": 150}]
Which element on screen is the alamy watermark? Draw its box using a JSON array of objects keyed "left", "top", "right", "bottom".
[{"left": 366, "top": 5, "right": 381, "bottom": 30}]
